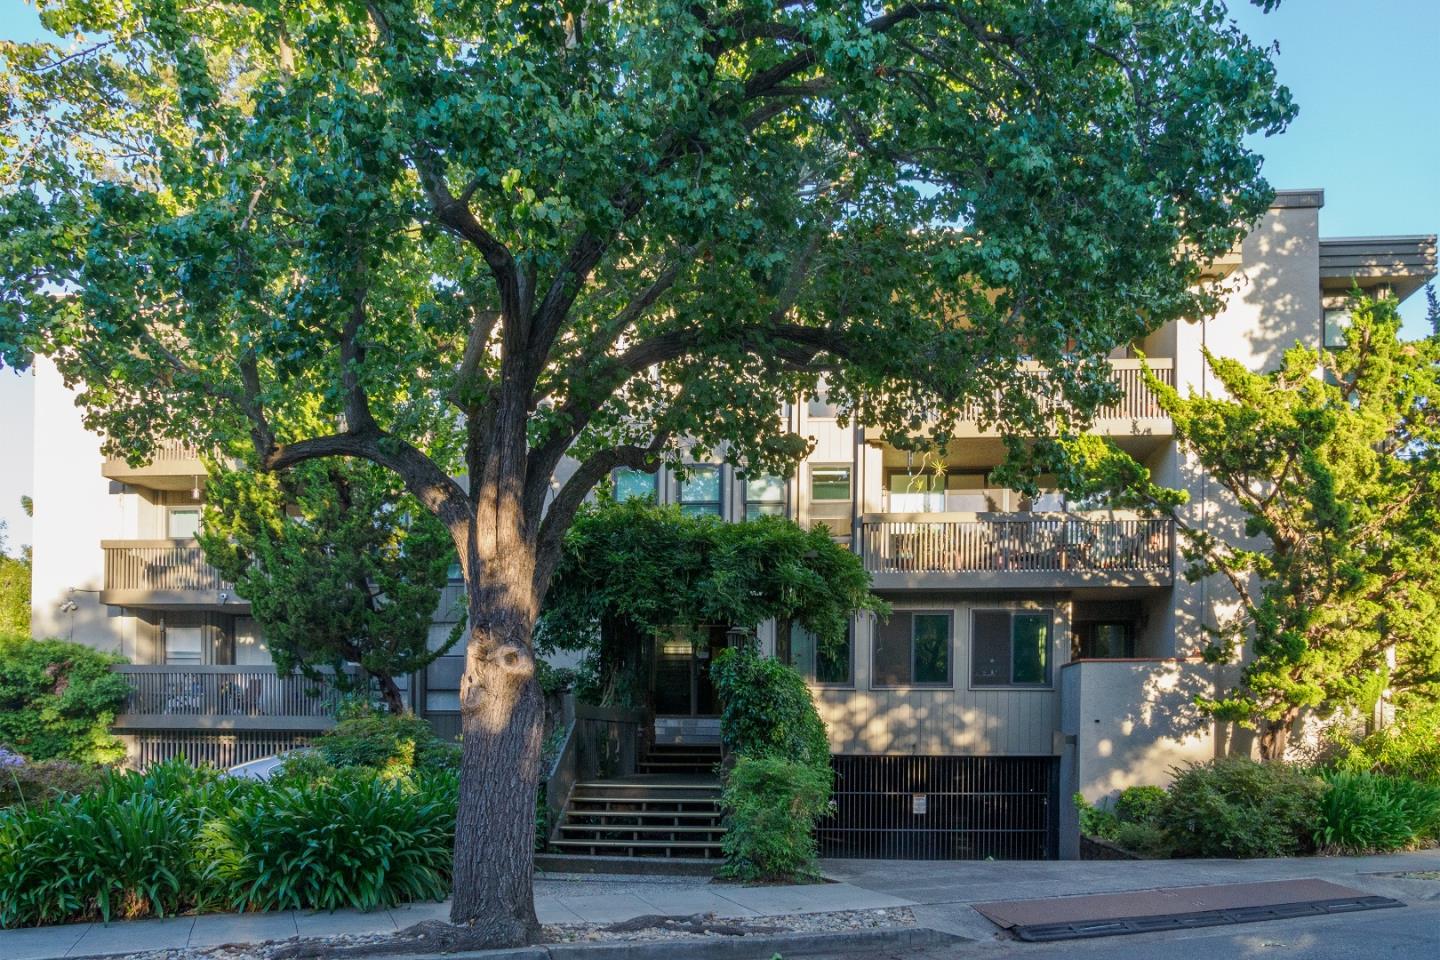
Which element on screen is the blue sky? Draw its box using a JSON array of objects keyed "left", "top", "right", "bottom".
[{"left": 0, "top": 0, "right": 1437, "bottom": 551}]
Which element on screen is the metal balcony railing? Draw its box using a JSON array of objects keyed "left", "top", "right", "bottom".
[
  {"left": 859, "top": 513, "right": 1173, "bottom": 575},
  {"left": 102, "top": 540, "right": 232, "bottom": 593},
  {"left": 112, "top": 665, "right": 352, "bottom": 719}
]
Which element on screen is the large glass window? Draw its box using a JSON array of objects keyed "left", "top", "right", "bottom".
[
  {"left": 972, "top": 609, "right": 1053, "bottom": 686},
  {"left": 678, "top": 465, "right": 722, "bottom": 517},
  {"left": 888, "top": 473, "right": 945, "bottom": 512},
  {"left": 1075, "top": 621, "right": 1135, "bottom": 659},
  {"left": 873, "top": 611, "right": 952, "bottom": 687},
  {"left": 614, "top": 468, "right": 657, "bottom": 502},
  {"left": 810, "top": 465, "right": 852, "bottom": 501},
  {"left": 789, "top": 622, "right": 853, "bottom": 685},
  {"left": 744, "top": 475, "right": 786, "bottom": 519}
]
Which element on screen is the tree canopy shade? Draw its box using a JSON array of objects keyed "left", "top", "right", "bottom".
[
  {"left": 1058, "top": 295, "right": 1440, "bottom": 760},
  {"left": 538, "top": 497, "right": 885, "bottom": 707},
  {"left": 0, "top": 0, "right": 1292, "bottom": 942},
  {"left": 198, "top": 458, "right": 458, "bottom": 714}
]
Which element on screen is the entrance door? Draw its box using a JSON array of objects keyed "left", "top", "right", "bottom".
[{"left": 651, "top": 625, "right": 729, "bottom": 716}]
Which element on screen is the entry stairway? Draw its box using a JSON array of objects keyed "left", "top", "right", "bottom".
[{"left": 548, "top": 743, "right": 724, "bottom": 859}]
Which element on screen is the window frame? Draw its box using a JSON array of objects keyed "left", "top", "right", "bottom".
[
  {"left": 166, "top": 506, "right": 203, "bottom": 540},
  {"left": 787, "top": 621, "right": 855, "bottom": 688},
  {"left": 809, "top": 464, "right": 853, "bottom": 502},
  {"left": 872, "top": 608, "right": 954, "bottom": 690},
  {"left": 676, "top": 464, "right": 723, "bottom": 517},
  {"left": 743, "top": 474, "right": 788, "bottom": 520},
  {"left": 968, "top": 607, "right": 1055, "bottom": 690},
  {"left": 612, "top": 467, "right": 658, "bottom": 503},
  {"left": 806, "top": 378, "right": 840, "bottom": 419},
  {"left": 164, "top": 624, "right": 206, "bottom": 666}
]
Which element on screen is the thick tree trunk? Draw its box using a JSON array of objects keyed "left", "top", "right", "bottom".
[{"left": 448, "top": 568, "right": 545, "bottom": 945}]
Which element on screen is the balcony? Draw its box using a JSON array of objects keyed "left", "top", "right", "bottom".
[
  {"left": 102, "top": 440, "right": 205, "bottom": 491},
  {"left": 858, "top": 512, "right": 1174, "bottom": 590},
  {"left": 101, "top": 539, "right": 246, "bottom": 611},
  {"left": 112, "top": 665, "right": 350, "bottom": 732},
  {"left": 863, "top": 358, "right": 1174, "bottom": 444}
]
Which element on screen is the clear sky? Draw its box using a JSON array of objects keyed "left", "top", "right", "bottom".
[{"left": 0, "top": 0, "right": 1437, "bottom": 552}]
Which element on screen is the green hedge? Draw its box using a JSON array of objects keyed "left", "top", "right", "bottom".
[
  {"left": 711, "top": 649, "right": 833, "bottom": 882},
  {"left": 0, "top": 760, "right": 456, "bottom": 928},
  {"left": 1314, "top": 770, "right": 1440, "bottom": 853},
  {"left": 312, "top": 704, "right": 460, "bottom": 776},
  {"left": 0, "top": 635, "right": 130, "bottom": 764}
]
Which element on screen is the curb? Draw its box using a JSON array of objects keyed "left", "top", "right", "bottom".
[{"left": 371, "top": 927, "right": 963, "bottom": 960}]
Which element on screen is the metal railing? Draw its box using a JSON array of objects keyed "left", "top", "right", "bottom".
[
  {"left": 102, "top": 540, "right": 233, "bottom": 593},
  {"left": 113, "top": 665, "right": 350, "bottom": 718},
  {"left": 859, "top": 513, "right": 1173, "bottom": 575}
]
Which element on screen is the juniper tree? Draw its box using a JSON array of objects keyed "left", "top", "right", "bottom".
[{"left": 1, "top": 1, "right": 1292, "bottom": 941}]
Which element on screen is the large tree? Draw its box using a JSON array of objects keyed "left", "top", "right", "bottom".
[
  {"left": 1053, "top": 294, "right": 1440, "bottom": 760},
  {"left": 199, "top": 457, "right": 459, "bottom": 714},
  {"left": 1, "top": 0, "right": 1291, "bottom": 942}
]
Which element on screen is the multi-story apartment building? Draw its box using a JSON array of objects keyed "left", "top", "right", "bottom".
[{"left": 27, "top": 189, "right": 1436, "bottom": 858}]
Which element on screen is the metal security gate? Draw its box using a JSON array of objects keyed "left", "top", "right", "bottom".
[{"left": 818, "top": 755, "right": 1058, "bottom": 860}]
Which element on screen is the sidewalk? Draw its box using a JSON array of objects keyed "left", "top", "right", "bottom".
[{"left": 2, "top": 849, "right": 1436, "bottom": 960}]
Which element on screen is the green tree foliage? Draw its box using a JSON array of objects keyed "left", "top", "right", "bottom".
[
  {"left": 0, "top": 0, "right": 1293, "bottom": 939},
  {"left": 539, "top": 498, "right": 884, "bottom": 706},
  {"left": 0, "top": 635, "right": 129, "bottom": 764},
  {"left": 199, "top": 460, "right": 457, "bottom": 713},
  {"left": 711, "top": 647, "right": 832, "bottom": 768},
  {"left": 0, "top": 519, "right": 29, "bottom": 637},
  {"left": 1062, "top": 295, "right": 1440, "bottom": 759}
]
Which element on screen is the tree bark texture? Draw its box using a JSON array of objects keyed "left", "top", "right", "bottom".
[{"left": 448, "top": 566, "right": 545, "bottom": 943}]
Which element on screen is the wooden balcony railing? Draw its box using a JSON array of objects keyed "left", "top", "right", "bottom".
[
  {"left": 102, "top": 540, "right": 233, "bottom": 593},
  {"left": 859, "top": 513, "right": 1173, "bottom": 575},
  {"left": 112, "top": 665, "right": 351, "bottom": 721},
  {"left": 956, "top": 358, "right": 1174, "bottom": 422}
]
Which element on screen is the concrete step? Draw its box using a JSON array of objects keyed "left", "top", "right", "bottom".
[{"left": 548, "top": 838, "right": 724, "bottom": 857}]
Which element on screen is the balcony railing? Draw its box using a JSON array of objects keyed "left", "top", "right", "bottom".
[
  {"left": 956, "top": 358, "right": 1174, "bottom": 422},
  {"left": 112, "top": 665, "right": 352, "bottom": 730},
  {"left": 859, "top": 513, "right": 1173, "bottom": 576},
  {"left": 103, "top": 540, "right": 232, "bottom": 593}
]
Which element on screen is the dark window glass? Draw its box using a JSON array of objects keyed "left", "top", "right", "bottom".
[
  {"left": 1011, "top": 613, "right": 1050, "bottom": 684},
  {"left": 873, "top": 613, "right": 913, "bottom": 686},
  {"left": 1077, "top": 621, "right": 1134, "bottom": 659},
  {"left": 678, "top": 465, "right": 722, "bottom": 516},
  {"left": 789, "top": 622, "right": 852, "bottom": 685},
  {"left": 912, "top": 613, "right": 951, "bottom": 684},
  {"left": 971, "top": 610, "right": 1011, "bottom": 686},
  {"left": 873, "top": 612, "right": 951, "bottom": 686},
  {"left": 972, "top": 609, "right": 1053, "bottom": 686}
]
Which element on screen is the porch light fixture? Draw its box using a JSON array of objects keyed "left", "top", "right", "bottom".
[{"left": 191, "top": 476, "right": 201, "bottom": 500}]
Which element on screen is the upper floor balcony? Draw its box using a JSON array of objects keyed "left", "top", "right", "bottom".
[
  {"left": 101, "top": 439, "right": 206, "bottom": 491},
  {"left": 858, "top": 511, "right": 1174, "bottom": 591},
  {"left": 101, "top": 539, "right": 247, "bottom": 612},
  {"left": 111, "top": 665, "right": 348, "bottom": 732},
  {"left": 863, "top": 358, "right": 1174, "bottom": 445}
]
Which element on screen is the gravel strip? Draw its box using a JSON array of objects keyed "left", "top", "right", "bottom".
[{"left": 98, "top": 907, "right": 913, "bottom": 960}]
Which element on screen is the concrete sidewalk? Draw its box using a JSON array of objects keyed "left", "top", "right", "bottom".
[{"left": 2, "top": 849, "right": 1436, "bottom": 960}]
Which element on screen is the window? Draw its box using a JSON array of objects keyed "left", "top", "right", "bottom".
[
  {"left": 678, "top": 465, "right": 722, "bottom": 517},
  {"left": 972, "top": 609, "right": 1052, "bottom": 686},
  {"left": 167, "top": 507, "right": 202, "bottom": 539},
  {"left": 1323, "top": 307, "right": 1350, "bottom": 348},
  {"left": 888, "top": 473, "right": 945, "bottom": 512},
  {"left": 874, "top": 611, "right": 952, "bottom": 687},
  {"left": 1074, "top": 621, "right": 1135, "bottom": 659},
  {"left": 789, "top": 622, "right": 853, "bottom": 685},
  {"left": 614, "top": 468, "right": 657, "bottom": 502},
  {"left": 807, "top": 379, "right": 840, "bottom": 418},
  {"left": 810, "top": 466, "right": 852, "bottom": 501},
  {"left": 744, "top": 475, "right": 786, "bottom": 519},
  {"left": 165, "top": 625, "right": 205, "bottom": 665}
]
